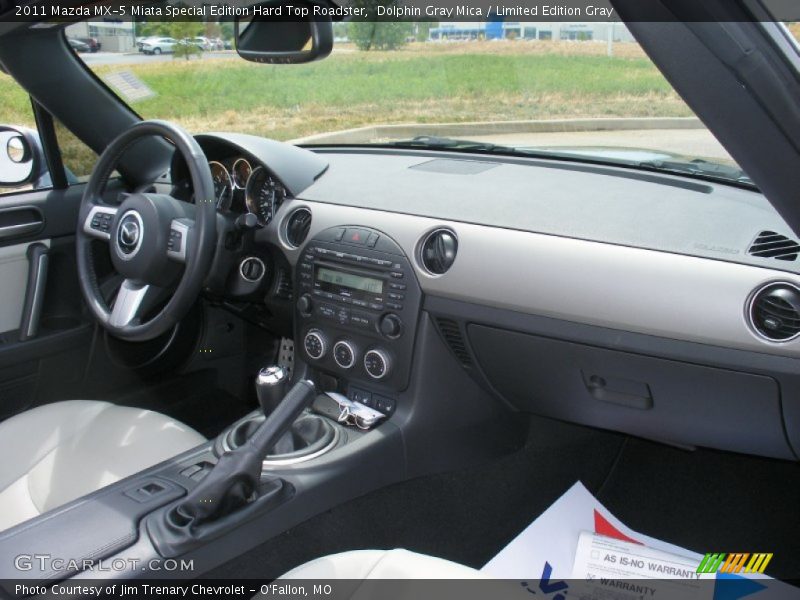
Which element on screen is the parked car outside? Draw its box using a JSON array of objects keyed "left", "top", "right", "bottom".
[
  {"left": 76, "top": 37, "right": 100, "bottom": 52},
  {"left": 190, "top": 36, "right": 212, "bottom": 51},
  {"left": 66, "top": 38, "right": 90, "bottom": 53},
  {"left": 140, "top": 37, "right": 177, "bottom": 55}
]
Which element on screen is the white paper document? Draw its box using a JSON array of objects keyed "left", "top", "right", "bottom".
[{"left": 481, "top": 481, "right": 796, "bottom": 600}]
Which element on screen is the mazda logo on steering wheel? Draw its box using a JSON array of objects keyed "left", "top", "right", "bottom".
[
  {"left": 120, "top": 221, "right": 139, "bottom": 247},
  {"left": 116, "top": 212, "right": 143, "bottom": 258}
]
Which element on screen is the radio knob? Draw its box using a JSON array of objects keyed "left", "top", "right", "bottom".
[
  {"left": 379, "top": 313, "right": 403, "bottom": 339},
  {"left": 303, "top": 330, "right": 327, "bottom": 360},
  {"left": 333, "top": 340, "right": 356, "bottom": 369},
  {"left": 297, "top": 293, "right": 313, "bottom": 317},
  {"left": 364, "top": 349, "right": 391, "bottom": 380}
]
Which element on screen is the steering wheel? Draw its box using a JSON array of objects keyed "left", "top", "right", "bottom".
[{"left": 77, "top": 120, "right": 217, "bottom": 342}]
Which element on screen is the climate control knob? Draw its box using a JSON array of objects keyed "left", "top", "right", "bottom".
[
  {"left": 333, "top": 340, "right": 356, "bottom": 369},
  {"left": 364, "top": 349, "right": 391, "bottom": 380},
  {"left": 303, "top": 330, "right": 327, "bottom": 360}
]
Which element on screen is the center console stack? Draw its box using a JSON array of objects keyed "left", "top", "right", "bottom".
[{"left": 295, "top": 225, "right": 422, "bottom": 414}]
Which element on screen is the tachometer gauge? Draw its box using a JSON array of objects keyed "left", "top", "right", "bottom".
[
  {"left": 208, "top": 161, "right": 233, "bottom": 210},
  {"left": 245, "top": 166, "right": 286, "bottom": 226},
  {"left": 232, "top": 158, "right": 252, "bottom": 189}
]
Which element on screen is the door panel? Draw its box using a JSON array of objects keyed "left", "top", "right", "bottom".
[
  {"left": 0, "top": 183, "right": 109, "bottom": 419},
  {"left": 0, "top": 239, "right": 49, "bottom": 335}
]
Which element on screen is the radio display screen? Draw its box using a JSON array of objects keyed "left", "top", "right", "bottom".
[{"left": 315, "top": 267, "right": 384, "bottom": 299}]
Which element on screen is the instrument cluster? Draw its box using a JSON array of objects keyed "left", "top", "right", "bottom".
[{"left": 179, "top": 155, "right": 288, "bottom": 227}]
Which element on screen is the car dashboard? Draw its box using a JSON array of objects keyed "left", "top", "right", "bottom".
[{"left": 174, "top": 133, "right": 800, "bottom": 462}]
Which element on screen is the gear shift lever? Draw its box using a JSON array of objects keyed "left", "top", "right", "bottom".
[
  {"left": 256, "top": 365, "right": 289, "bottom": 416},
  {"left": 165, "top": 379, "right": 317, "bottom": 531}
]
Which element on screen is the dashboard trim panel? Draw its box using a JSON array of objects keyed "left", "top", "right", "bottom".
[{"left": 263, "top": 199, "right": 800, "bottom": 360}]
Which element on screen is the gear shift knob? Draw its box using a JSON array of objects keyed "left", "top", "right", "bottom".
[{"left": 256, "top": 365, "right": 290, "bottom": 416}]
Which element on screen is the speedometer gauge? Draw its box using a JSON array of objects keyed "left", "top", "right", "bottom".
[
  {"left": 232, "top": 158, "right": 252, "bottom": 189},
  {"left": 245, "top": 166, "right": 286, "bottom": 226},
  {"left": 208, "top": 161, "right": 232, "bottom": 210}
]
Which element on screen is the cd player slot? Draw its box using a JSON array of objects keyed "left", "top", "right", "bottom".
[{"left": 313, "top": 259, "right": 392, "bottom": 279}]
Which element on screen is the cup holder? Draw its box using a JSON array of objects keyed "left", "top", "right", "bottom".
[{"left": 218, "top": 413, "right": 339, "bottom": 467}]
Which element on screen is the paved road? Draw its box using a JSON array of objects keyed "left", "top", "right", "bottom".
[{"left": 80, "top": 51, "right": 235, "bottom": 66}]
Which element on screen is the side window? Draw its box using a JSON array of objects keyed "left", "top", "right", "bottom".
[
  {"left": 53, "top": 119, "right": 98, "bottom": 184},
  {"left": 0, "top": 70, "right": 98, "bottom": 193},
  {"left": 0, "top": 72, "right": 44, "bottom": 196}
]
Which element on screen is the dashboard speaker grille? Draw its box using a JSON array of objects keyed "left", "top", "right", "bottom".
[
  {"left": 749, "top": 283, "right": 800, "bottom": 341},
  {"left": 748, "top": 231, "right": 800, "bottom": 261},
  {"left": 435, "top": 318, "right": 472, "bottom": 367},
  {"left": 285, "top": 208, "right": 312, "bottom": 248}
]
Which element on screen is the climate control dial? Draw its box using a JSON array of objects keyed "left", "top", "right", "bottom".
[
  {"left": 333, "top": 340, "right": 356, "bottom": 369},
  {"left": 304, "top": 330, "right": 327, "bottom": 360},
  {"left": 364, "top": 349, "right": 391, "bottom": 380}
]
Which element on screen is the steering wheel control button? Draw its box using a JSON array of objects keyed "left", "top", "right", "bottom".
[
  {"left": 364, "top": 349, "right": 390, "bottom": 380},
  {"left": 304, "top": 330, "right": 326, "bottom": 360},
  {"left": 92, "top": 212, "right": 112, "bottom": 232},
  {"left": 167, "top": 220, "right": 191, "bottom": 262},
  {"left": 333, "top": 340, "right": 356, "bottom": 369},
  {"left": 240, "top": 257, "right": 266, "bottom": 282}
]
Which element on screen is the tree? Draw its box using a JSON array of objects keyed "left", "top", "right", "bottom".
[
  {"left": 348, "top": 0, "right": 413, "bottom": 50},
  {"left": 170, "top": 22, "right": 202, "bottom": 60},
  {"left": 137, "top": 21, "right": 171, "bottom": 38},
  {"left": 415, "top": 22, "right": 434, "bottom": 42},
  {"left": 349, "top": 22, "right": 413, "bottom": 50}
]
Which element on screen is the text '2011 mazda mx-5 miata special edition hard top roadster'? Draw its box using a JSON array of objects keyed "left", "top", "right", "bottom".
[{"left": 0, "top": 0, "right": 799, "bottom": 596}]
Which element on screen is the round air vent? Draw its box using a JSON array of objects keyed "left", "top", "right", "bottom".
[
  {"left": 749, "top": 282, "right": 800, "bottom": 342},
  {"left": 419, "top": 228, "right": 458, "bottom": 275},
  {"left": 285, "top": 207, "right": 312, "bottom": 248}
]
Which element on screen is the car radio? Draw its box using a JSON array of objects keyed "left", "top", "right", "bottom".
[{"left": 294, "top": 226, "right": 421, "bottom": 398}]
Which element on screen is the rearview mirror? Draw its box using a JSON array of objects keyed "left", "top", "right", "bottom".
[
  {"left": 235, "top": 0, "right": 333, "bottom": 64},
  {"left": 0, "top": 126, "right": 43, "bottom": 187}
]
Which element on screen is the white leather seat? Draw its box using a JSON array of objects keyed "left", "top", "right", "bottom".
[
  {"left": 279, "top": 549, "right": 486, "bottom": 579},
  {"left": 0, "top": 400, "right": 206, "bottom": 531}
]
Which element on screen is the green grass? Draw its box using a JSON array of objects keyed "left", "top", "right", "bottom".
[
  {"left": 0, "top": 42, "right": 691, "bottom": 173},
  {"left": 129, "top": 52, "right": 679, "bottom": 122}
]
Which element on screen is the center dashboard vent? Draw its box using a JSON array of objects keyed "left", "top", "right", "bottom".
[
  {"left": 285, "top": 208, "right": 312, "bottom": 248},
  {"left": 419, "top": 228, "right": 458, "bottom": 275},
  {"left": 748, "top": 231, "right": 800, "bottom": 262},
  {"left": 749, "top": 282, "right": 800, "bottom": 342}
]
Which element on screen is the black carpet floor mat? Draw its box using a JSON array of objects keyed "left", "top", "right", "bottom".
[
  {"left": 596, "top": 437, "right": 800, "bottom": 580},
  {"left": 113, "top": 369, "right": 253, "bottom": 439}
]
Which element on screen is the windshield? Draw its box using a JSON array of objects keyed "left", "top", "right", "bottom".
[{"left": 66, "top": 20, "right": 744, "bottom": 183}]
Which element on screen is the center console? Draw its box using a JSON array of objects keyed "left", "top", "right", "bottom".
[{"left": 295, "top": 226, "right": 422, "bottom": 412}]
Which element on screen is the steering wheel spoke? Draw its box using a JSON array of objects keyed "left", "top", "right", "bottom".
[
  {"left": 109, "top": 279, "right": 162, "bottom": 328},
  {"left": 82, "top": 205, "right": 118, "bottom": 241}
]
